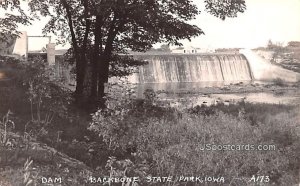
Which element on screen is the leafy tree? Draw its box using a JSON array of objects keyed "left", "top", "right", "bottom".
[
  {"left": 158, "top": 44, "right": 171, "bottom": 52},
  {"left": 204, "top": 0, "right": 246, "bottom": 20},
  {"left": 267, "top": 39, "right": 274, "bottom": 49},
  {"left": 266, "top": 40, "right": 286, "bottom": 63},
  {"left": 287, "top": 41, "right": 300, "bottom": 48},
  {"left": 0, "top": 0, "right": 32, "bottom": 43}
]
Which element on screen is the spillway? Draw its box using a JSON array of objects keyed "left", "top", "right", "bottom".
[
  {"left": 131, "top": 54, "right": 253, "bottom": 83},
  {"left": 240, "top": 49, "right": 300, "bottom": 82}
]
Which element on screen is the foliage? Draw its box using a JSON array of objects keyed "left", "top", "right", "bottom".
[
  {"left": 105, "top": 156, "right": 148, "bottom": 185},
  {"left": 264, "top": 39, "right": 300, "bottom": 72},
  {"left": 204, "top": 0, "right": 246, "bottom": 20},
  {"left": 89, "top": 83, "right": 179, "bottom": 150},
  {"left": 0, "top": 110, "right": 15, "bottom": 145},
  {"left": 13, "top": 57, "right": 71, "bottom": 140},
  {"left": 149, "top": 44, "right": 172, "bottom": 52},
  {"left": 0, "top": 0, "right": 32, "bottom": 43},
  {"left": 287, "top": 41, "right": 300, "bottom": 48},
  {"left": 0, "top": 56, "right": 99, "bottom": 185},
  {"left": 109, "top": 54, "right": 147, "bottom": 78},
  {"left": 0, "top": 55, "right": 90, "bottom": 159},
  {"left": 267, "top": 41, "right": 287, "bottom": 63},
  {"left": 23, "top": 157, "right": 39, "bottom": 186},
  {"left": 272, "top": 78, "right": 286, "bottom": 87},
  {"left": 0, "top": 127, "right": 94, "bottom": 186},
  {"left": 89, "top": 98, "right": 300, "bottom": 185}
]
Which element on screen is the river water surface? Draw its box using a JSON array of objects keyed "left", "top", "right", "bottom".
[{"left": 134, "top": 81, "right": 300, "bottom": 106}]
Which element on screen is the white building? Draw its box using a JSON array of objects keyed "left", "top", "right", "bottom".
[
  {"left": 171, "top": 46, "right": 215, "bottom": 54},
  {"left": 172, "top": 46, "right": 198, "bottom": 54}
]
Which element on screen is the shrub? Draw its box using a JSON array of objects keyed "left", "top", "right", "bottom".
[{"left": 273, "top": 78, "right": 286, "bottom": 87}]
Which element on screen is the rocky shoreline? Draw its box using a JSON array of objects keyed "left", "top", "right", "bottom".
[{"left": 156, "top": 81, "right": 300, "bottom": 96}]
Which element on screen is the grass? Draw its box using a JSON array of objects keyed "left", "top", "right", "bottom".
[
  {"left": 1, "top": 90, "right": 300, "bottom": 185},
  {"left": 0, "top": 129, "right": 94, "bottom": 186},
  {"left": 89, "top": 99, "right": 300, "bottom": 185}
]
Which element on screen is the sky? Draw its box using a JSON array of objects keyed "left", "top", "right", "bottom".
[
  {"left": 189, "top": 0, "right": 300, "bottom": 49},
  {"left": 3, "top": 0, "right": 300, "bottom": 50}
]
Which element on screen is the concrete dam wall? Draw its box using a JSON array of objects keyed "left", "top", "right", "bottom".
[{"left": 129, "top": 54, "right": 253, "bottom": 83}]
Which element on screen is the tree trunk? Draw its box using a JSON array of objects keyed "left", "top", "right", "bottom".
[
  {"left": 61, "top": 0, "right": 85, "bottom": 103},
  {"left": 96, "top": 14, "right": 118, "bottom": 107},
  {"left": 62, "top": 0, "right": 90, "bottom": 104},
  {"left": 94, "top": 11, "right": 124, "bottom": 107},
  {"left": 75, "top": 54, "right": 84, "bottom": 100},
  {"left": 75, "top": 53, "right": 88, "bottom": 102},
  {"left": 98, "top": 56, "right": 109, "bottom": 97},
  {"left": 97, "top": 56, "right": 109, "bottom": 107},
  {"left": 90, "top": 16, "right": 102, "bottom": 100}
]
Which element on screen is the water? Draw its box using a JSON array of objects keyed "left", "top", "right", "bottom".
[
  {"left": 209, "top": 92, "right": 300, "bottom": 105},
  {"left": 130, "top": 54, "right": 252, "bottom": 83},
  {"left": 240, "top": 49, "right": 300, "bottom": 82},
  {"left": 132, "top": 81, "right": 300, "bottom": 106},
  {"left": 135, "top": 81, "right": 251, "bottom": 97},
  {"left": 153, "top": 91, "right": 300, "bottom": 108}
]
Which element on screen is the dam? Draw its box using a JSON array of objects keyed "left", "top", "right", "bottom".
[
  {"left": 126, "top": 50, "right": 300, "bottom": 85},
  {"left": 129, "top": 54, "right": 253, "bottom": 84}
]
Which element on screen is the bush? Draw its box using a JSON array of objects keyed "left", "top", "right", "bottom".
[{"left": 273, "top": 78, "right": 286, "bottom": 87}]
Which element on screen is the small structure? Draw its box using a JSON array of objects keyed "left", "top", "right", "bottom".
[
  {"left": 171, "top": 46, "right": 215, "bottom": 54},
  {"left": 172, "top": 46, "right": 198, "bottom": 54},
  {"left": 0, "top": 31, "right": 55, "bottom": 65}
]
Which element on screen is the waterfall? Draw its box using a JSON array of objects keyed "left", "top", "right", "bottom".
[
  {"left": 240, "top": 49, "right": 300, "bottom": 82},
  {"left": 131, "top": 54, "right": 253, "bottom": 83}
]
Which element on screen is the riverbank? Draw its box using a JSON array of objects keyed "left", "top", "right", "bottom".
[
  {"left": 144, "top": 81, "right": 300, "bottom": 109},
  {"left": 155, "top": 80, "right": 300, "bottom": 96}
]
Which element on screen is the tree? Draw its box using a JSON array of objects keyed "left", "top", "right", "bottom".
[
  {"left": 267, "top": 40, "right": 286, "bottom": 63},
  {"left": 204, "top": 0, "right": 246, "bottom": 20},
  {"left": 267, "top": 39, "right": 274, "bottom": 49},
  {"left": 287, "top": 41, "right": 300, "bottom": 48},
  {"left": 0, "top": 0, "right": 32, "bottom": 43},
  {"left": 159, "top": 44, "right": 171, "bottom": 52},
  {"left": 3, "top": 0, "right": 247, "bottom": 108}
]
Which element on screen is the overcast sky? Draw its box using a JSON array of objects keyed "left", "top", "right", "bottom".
[
  {"left": 11, "top": 0, "right": 300, "bottom": 50},
  {"left": 190, "top": 0, "right": 300, "bottom": 49}
]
